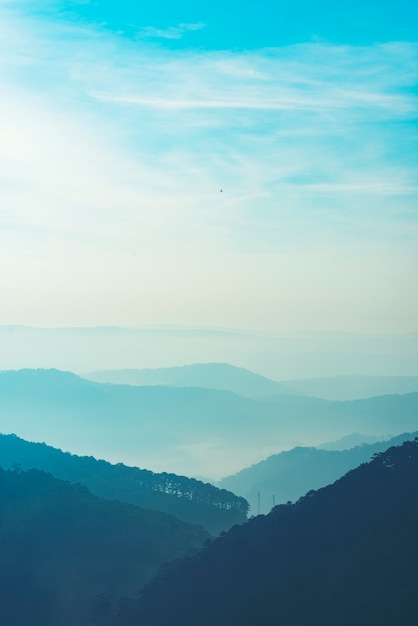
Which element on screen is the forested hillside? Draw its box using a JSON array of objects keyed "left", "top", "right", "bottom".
[
  {"left": 219, "top": 431, "right": 418, "bottom": 513},
  {"left": 116, "top": 439, "right": 418, "bottom": 626},
  {"left": 0, "top": 434, "right": 248, "bottom": 534},
  {"left": 0, "top": 467, "right": 209, "bottom": 626},
  {"left": 1, "top": 369, "right": 418, "bottom": 478}
]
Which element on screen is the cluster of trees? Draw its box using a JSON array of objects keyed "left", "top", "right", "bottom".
[
  {"left": 218, "top": 430, "right": 418, "bottom": 513},
  {"left": 0, "top": 466, "right": 209, "bottom": 626},
  {"left": 135, "top": 469, "right": 248, "bottom": 510},
  {"left": 0, "top": 434, "right": 248, "bottom": 533},
  {"left": 115, "top": 438, "right": 418, "bottom": 626},
  {"left": 1, "top": 434, "right": 417, "bottom": 625}
]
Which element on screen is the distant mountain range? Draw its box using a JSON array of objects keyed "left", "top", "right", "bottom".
[
  {"left": 85, "top": 362, "right": 296, "bottom": 398},
  {"left": 0, "top": 466, "right": 209, "bottom": 626},
  {"left": 0, "top": 433, "right": 247, "bottom": 534},
  {"left": 85, "top": 364, "right": 418, "bottom": 401},
  {"left": 218, "top": 431, "right": 418, "bottom": 514},
  {"left": 283, "top": 374, "right": 418, "bottom": 400},
  {"left": 1, "top": 368, "right": 417, "bottom": 478},
  {"left": 2, "top": 325, "right": 417, "bottom": 379},
  {"left": 115, "top": 438, "right": 418, "bottom": 626}
]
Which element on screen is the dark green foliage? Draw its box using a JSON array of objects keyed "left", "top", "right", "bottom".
[
  {"left": 0, "top": 434, "right": 248, "bottom": 533},
  {"left": 0, "top": 467, "right": 209, "bottom": 626},
  {"left": 116, "top": 439, "right": 418, "bottom": 626}
]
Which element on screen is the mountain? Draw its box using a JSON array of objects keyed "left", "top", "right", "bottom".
[
  {"left": 2, "top": 325, "right": 418, "bottom": 379},
  {"left": 283, "top": 374, "right": 418, "bottom": 400},
  {"left": 218, "top": 431, "right": 418, "bottom": 514},
  {"left": 0, "top": 434, "right": 248, "bottom": 534},
  {"left": 86, "top": 367, "right": 418, "bottom": 402},
  {"left": 115, "top": 438, "right": 418, "bottom": 626},
  {"left": 1, "top": 368, "right": 418, "bottom": 478},
  {"left": 318, "top": 432, "right": 386, "bottom": 450},
  {"left": 0, "top": 466, "right": 209, "bottom": 626},
  {"left": 84, "top": 362, "right": 296, "bottom": 399}
]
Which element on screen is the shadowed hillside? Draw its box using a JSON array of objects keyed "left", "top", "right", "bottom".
[
  {"left": 0, "top": 434, "right": 248, "bottom": 534},
  {"left": 115, "top": 438, "right": 418, "bottom": 626},
  {"left": 0, "top": 467, "right": 209, "bottom": 626},
  {"left": 218, "top": 431, "right": 418, "bottom": 513}
]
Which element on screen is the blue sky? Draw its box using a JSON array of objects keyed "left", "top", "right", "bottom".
[{"left": 0, "top": 0, "right": 417, "bottom": 334}]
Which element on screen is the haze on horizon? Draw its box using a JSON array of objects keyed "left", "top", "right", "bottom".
[
  {"left": 0, "top": 0, "right": 417, "bottom": 340},
  {"left": 1, "top": 325, "right": 418, "bottom": 380}
]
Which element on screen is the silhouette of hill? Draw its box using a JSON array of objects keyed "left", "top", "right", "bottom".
[
  {"left": 283, "top": 374, "right": 418, "bottom": 400},
  {"left": 116, "top": 438, "right": 418, "bottom": 626},
  {"left": 318, "top": 432, "right": 386, "bottom": 450},
  {"left": 1, "top": 369, "right": 417, "bottom": 478},
  {"left": 218, "top": 431, "right": 418, "bottom": 513},
  {"left": 4, "top": 326, "right": 418, "bottom": 379},
  {"left": 0, "top": 434, "right": 248, "bottom": 534},
  {"left": 0, "top": 466, "right": 209, "bottom": 626},
  {"left": 84, "top": 362, "right": 296, "bottom": 398},
  {"left": 86, "top": 367, "right": 418, "bottom": 402}
]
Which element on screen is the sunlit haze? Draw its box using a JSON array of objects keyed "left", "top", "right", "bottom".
[{"left": 0, "top": 0, "right": 417, "bottom": 337}]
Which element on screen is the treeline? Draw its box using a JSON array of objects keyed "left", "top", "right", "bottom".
[
  {"left": 130, "top": 469, "right": 246, "bottom": 510},
  {"left": 0, "top": 434, "right": 248, "bottom": 533},
  {"left": 218, "top": 430, "right": 418, "bottom": 513},
  {"left": 115, "top": 438, "right": 418, "bottom": 626},
  {"left": 0, "top": 466, "right": 209, "bottom": 626}
]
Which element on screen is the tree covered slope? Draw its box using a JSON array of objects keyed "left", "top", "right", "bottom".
[
  {"left": 0, "top": 434, "right": 248, "bottom": 534},
  {"left": 0, "top": 467, "right": 209, "bottom": 626},
  {"left": 116, "top": 439, "right": 418, "bottom": 626},
  {"left": 218, "top": 431, "right": 418, "bottom": 513}
]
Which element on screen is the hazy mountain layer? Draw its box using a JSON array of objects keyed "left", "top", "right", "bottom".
[
  {"left": 0, "top": 467, "right": 209, "bottom": 626},
  {"left": 85, "top": 362, "right": 296, "bottom": 398},
  {"left": 116, "top": 439, "right": 418, "bottom": 626},
  {"left": 1, "top": 369, "right": 417, "bottom": 478},
  {"left": 0, "top": 434, "right": 248, "bottom": 534},
  {"left": 1, "top": 326, "right": 418, "bottom": 380},
  {"left": 283, "top": 374, "right": 418, "bottom": 400},
  {"left": 318, "top": 432, "right": 386, "bottom": 450},
  {"left": 218, "top": 431, "right": 418, "bottom": 513},
  {"left": 87, "top": 367, "right": 418, "bottom": 402}
]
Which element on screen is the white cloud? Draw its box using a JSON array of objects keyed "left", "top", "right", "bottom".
[
  {"left": 0, "top": 5, "right": 417, "bottom": 332},
  {"left": 136, "top": 22, "right": 205, "bottom": 40}
]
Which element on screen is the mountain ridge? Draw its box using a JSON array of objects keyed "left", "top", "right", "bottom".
[
  {"left": 84, "top": 362, "right": 297, "bottom": 398},
  {"left": 218, "top": 431, "right": 418, "bottom": 513},
  {"left": 0, "top": 433, "right": 248, "bottom": 534},
  {"left": 1, "top": 368, "right": 417, "bottom": 479},
  {"left": 115, "top": 438, "right": 418, "bottom": 626},
  {"left": 0, "top": 465, "right": 209, "bottom": 626}
]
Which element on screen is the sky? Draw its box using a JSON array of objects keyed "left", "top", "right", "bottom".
[{"left": 1, "top": 0, "right": 417, "bottom": 336}]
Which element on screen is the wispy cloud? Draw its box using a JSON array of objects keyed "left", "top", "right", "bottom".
[
  {"left": 136, "top": 22, "right": 205, "bottom": 40},
  {"left": 92, "top": 90, "right": 415, "bottom": 113},
  {"left": 0, "top": 3, "right": 417, "bottom": 331}
]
